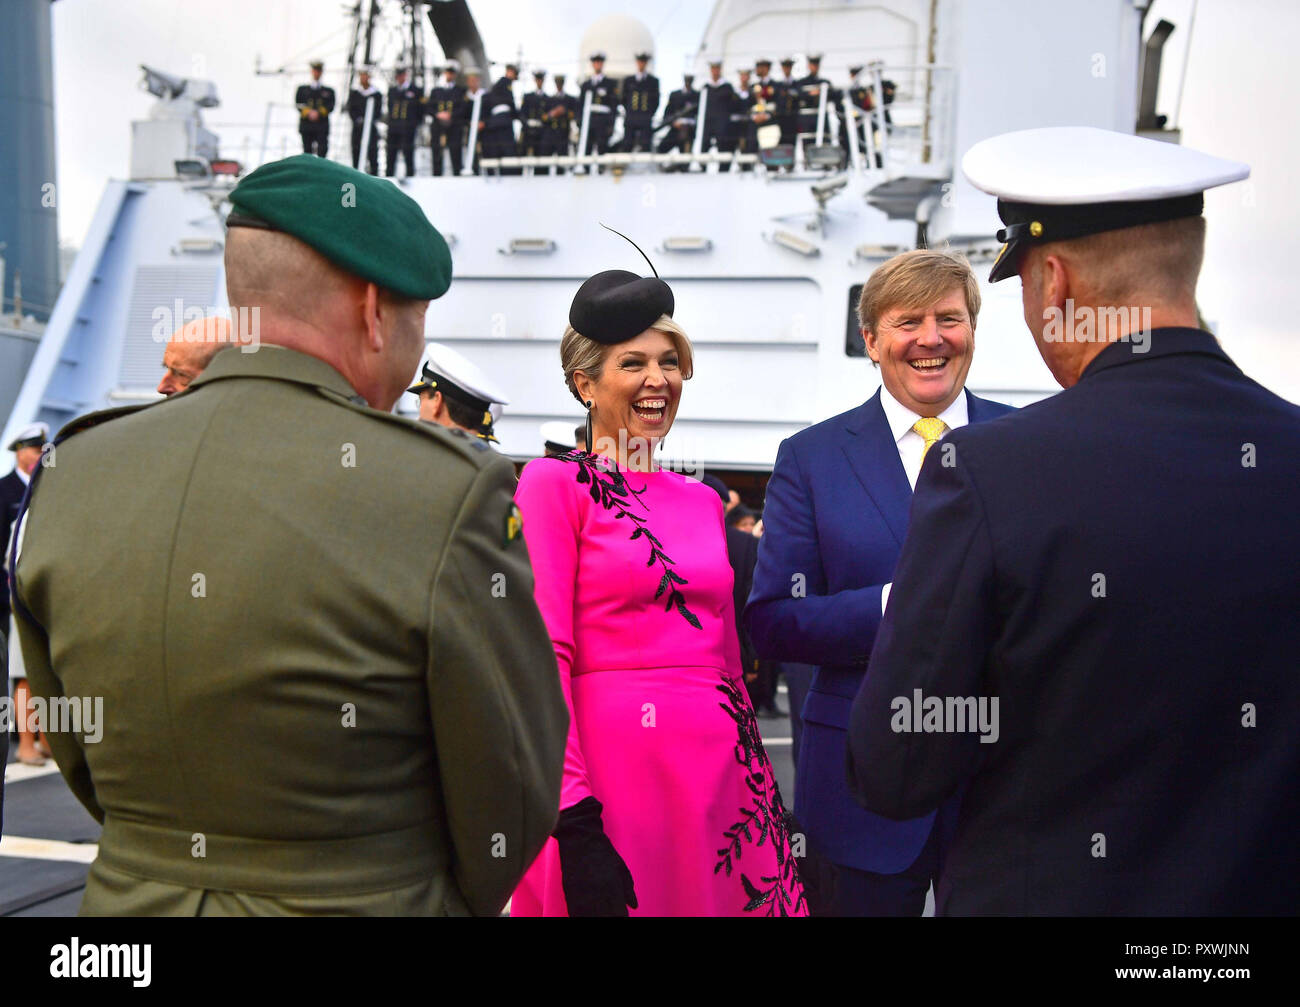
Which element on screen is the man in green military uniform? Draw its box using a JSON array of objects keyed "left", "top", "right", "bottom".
[{"left": 10, "top": 154, "right": 568, "bottom": 916}]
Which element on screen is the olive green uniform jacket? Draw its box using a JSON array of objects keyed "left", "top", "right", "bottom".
[{"left": 12, "top": 346, "right": 567, "bottom": 915}]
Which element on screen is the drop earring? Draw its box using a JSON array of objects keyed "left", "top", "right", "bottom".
[{"left": 584, "top": 400, "right": 594, "bottom": 454}]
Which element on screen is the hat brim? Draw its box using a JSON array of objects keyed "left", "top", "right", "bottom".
[{"left": 988, "top": 239, "right": 1025, "bottom": 283}]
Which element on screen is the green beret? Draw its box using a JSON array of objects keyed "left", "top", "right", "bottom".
[{"left": 226, "top": 154, "right": 452, "bottom": 300}]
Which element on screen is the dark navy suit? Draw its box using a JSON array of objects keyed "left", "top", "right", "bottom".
[
  {"left": 746, "top": 387, "right": 1013, "bottom": 912},
  {"left": 1, "top": 469, "right": 27, "bottom": 616},
  {"left": 848, "top": 329, "right": 1300, "bottom": 914}
]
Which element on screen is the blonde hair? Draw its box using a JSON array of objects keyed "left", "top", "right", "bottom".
[
  {"left": 857, "top": 248, "right": 981, "bottom": 335},
  {"left": 560, "top": 314, "right": 695, "bottom": 403}
]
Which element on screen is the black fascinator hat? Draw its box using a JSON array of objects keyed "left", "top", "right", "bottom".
[{"left": 569, "top": 225, "right": 674, "bottom": 345}]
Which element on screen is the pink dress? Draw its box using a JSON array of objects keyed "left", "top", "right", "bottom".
[{"left": 510, "top": 452, "right": 806, "bottom": 917}]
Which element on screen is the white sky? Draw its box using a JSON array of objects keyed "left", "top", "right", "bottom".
[{"left": 48, "top": 0, "right": 1300, "bottom": 402}]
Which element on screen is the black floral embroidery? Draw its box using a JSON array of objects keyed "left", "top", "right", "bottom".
[
  {"left": 556, "top": 450, "right": 702, "bottom": 630},
  {"left": 714, "top": 675, "right": 807, "bottom": 917}
]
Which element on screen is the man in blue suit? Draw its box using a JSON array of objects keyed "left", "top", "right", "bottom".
[
  {"left": 848, "top": 128, "right": 1299, "bottom": 914},
  {"left": 746, "top": 249, "right": 1014, "bottom": 915}
]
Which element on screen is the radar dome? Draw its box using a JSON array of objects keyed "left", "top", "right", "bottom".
[{"left": 578, "top": 14, "right": 654, "bottom": 81}]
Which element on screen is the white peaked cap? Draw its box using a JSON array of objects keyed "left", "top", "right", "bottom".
[
  {"left": 7, "top": 421, "right": 50, "bottom": 451},
  {"left": 962, "top": 126, "right": 1249, "bottom": 204},
  {"left": 407, "top": 342, "right": 510, "bottom": 407},
  {"left": 540, "top": 421, "right": 576, "bottom": 450}
]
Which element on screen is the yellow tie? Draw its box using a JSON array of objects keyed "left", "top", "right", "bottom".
[{"left": 912, "top": 417, "right": 948, "bottom": 464}]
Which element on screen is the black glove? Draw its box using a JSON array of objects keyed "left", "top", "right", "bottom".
[{"left": 553, "top": 796, "right": 638, "bottom": 916}]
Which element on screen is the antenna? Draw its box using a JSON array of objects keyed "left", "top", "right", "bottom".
[{"left": 599, "top": 222, "right": 659, "bottom": 278}]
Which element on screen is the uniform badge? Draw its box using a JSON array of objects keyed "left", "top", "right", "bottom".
[{"left": 504, "top": 503, "right": 523, "bottom": 545}]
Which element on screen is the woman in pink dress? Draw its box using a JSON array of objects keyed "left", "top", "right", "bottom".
[{"left": 511, "top": 262, "right": 806, "bottom": 917}]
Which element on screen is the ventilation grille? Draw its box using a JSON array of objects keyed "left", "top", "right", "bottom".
[{"left": 118, "top": 265, "right": 220, "bottom": 390}]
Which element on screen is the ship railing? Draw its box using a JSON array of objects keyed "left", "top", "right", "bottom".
[
  {"left": 479, "top": 150, "right": 761, "bottom": 175},
  {"left": 858, "top": 62, "right": 957, "bottom": 182}
]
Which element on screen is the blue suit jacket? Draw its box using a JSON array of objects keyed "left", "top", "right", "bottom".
[
  {"left": 847, "top": 330, "right": 1300, "bottom": 913},
  {"left": 745, "top": 387, "right": 1013, "bottom": 873}
]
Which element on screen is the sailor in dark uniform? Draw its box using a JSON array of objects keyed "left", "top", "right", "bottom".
[
  {"left": 426, "top": 61, "right": 466, "bottom": 177},
  {"left": 775, "top": 56, "right": 799, "bottom": 146},
  {"left": 849, "top": 127, "right": 1299, "bottom": 915},
  {"left": 482, "top": 63, "right": 520, "bottom": 172},
  {"left": 385, "top": 66, "right": 422, "bottom": 178},
  {"left": 407, "top": 343, "right": 511, "bottom": 446},
  {"left": 620, "top": 52, "right": 659, "bottom": 153},
  {"left": 750, "top": 57, "right": 779, "bottom": 151},
  {"left": 537, "top": 73, "right": 574, "bottom": 169},
  {"left": 700, "top": 60, "right": 737, "bottom": 170},
  {"left": 346, "top": 66, "right": 383, "bottom": 174},
  {"left": 295, "top": 60, "right": 335, "bottom": 157},
  {"left": 795, "top": 53, "right": 832, "bottom": 146},
  {"left": 729, "top": 67, "right": 756, "bottom": 167},
  {"left": 579, "top": 52, "right": 617, "bottom": 157},
  {"left": 655, "top": 74, "right": 697, "bottom": 160},
  {"left": 4, "top": 423, "right": 51, "bottom": 767},
  {"left": 520, "top": 69, "right": 549, "bottom": 156},
  {"left": 837, "top": 64, "right": 874, "bottom": 161}
]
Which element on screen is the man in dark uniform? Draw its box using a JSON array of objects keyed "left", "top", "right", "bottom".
[
  {"left": 346, "top": 66, "right": 383, "bottom": 174},
  {"left": 655, "top": 73, "right": 697, "bottom": 160},
  {"left": 520, "top": 69, "right": 549, "bottom": 156},
  {"left": 11, "top": 154, "right": 568, "bottom": 915},
  {"left": 3, "top": 423, "right": 48, "bottom": 767},
  {"left": 796, "top": 54, "right": 832, "bottom": 146},
  {"left": 482, "top": 63, "right": 520, "bottom": 172},
  {"left": 729, "top": 67, "right": 756, "bottom": 167},
  {"left": 385, "top": 66, "right": 422, "bottom": 177},
  {"left": 700, "top": 60, "right": 736, "bottom": 170},
  {"left": 537, "top": 73, "right": 574, "bottom": 169},
  {"left": 295, "top": 60, "right": 334, "bottom": 157},
  {"left": 836, "top": 64, "right": 873, "bottom": 161},
  {"left": 848, "top": 127, "right": 1299, "bottom": 915},
  {"left": 426, "top": 61, "right": 466, "bottom": 177},
  {"left": 775, "top": 56, "right": 799, "bottom": 147},
  {"left": 750, "top": 57, "right": 779, "bottom": 150},
  {"left": 620, "top": 51, "right": 659, "bottom": 152},
  {"left": 579, "top": 52, "right": 617, "bottom": 157},
  {"left": 408, "top": 343, "right": 510, "bottom": 445}
]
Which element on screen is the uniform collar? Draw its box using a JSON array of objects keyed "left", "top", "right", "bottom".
[
  {"left": 878, "top": 381, "right": 969, "bottom": 443},
  {"left": 15, "top": 465, "right": 30, "bottom": 486},
  {"left": 188, "top": 345, "right": 364, "bottom": 402},
  {"left": 1079, "top": 327, "right": 1231, "bottom": 382}
]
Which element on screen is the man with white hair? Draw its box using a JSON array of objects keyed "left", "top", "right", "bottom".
[{"left": 156, "top": 315, "right": 247, "bottom": 396}]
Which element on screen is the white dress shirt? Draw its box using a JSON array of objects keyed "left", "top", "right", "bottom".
[{"left": 877, "top": 384, "right": 970, "bottom": 612}]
